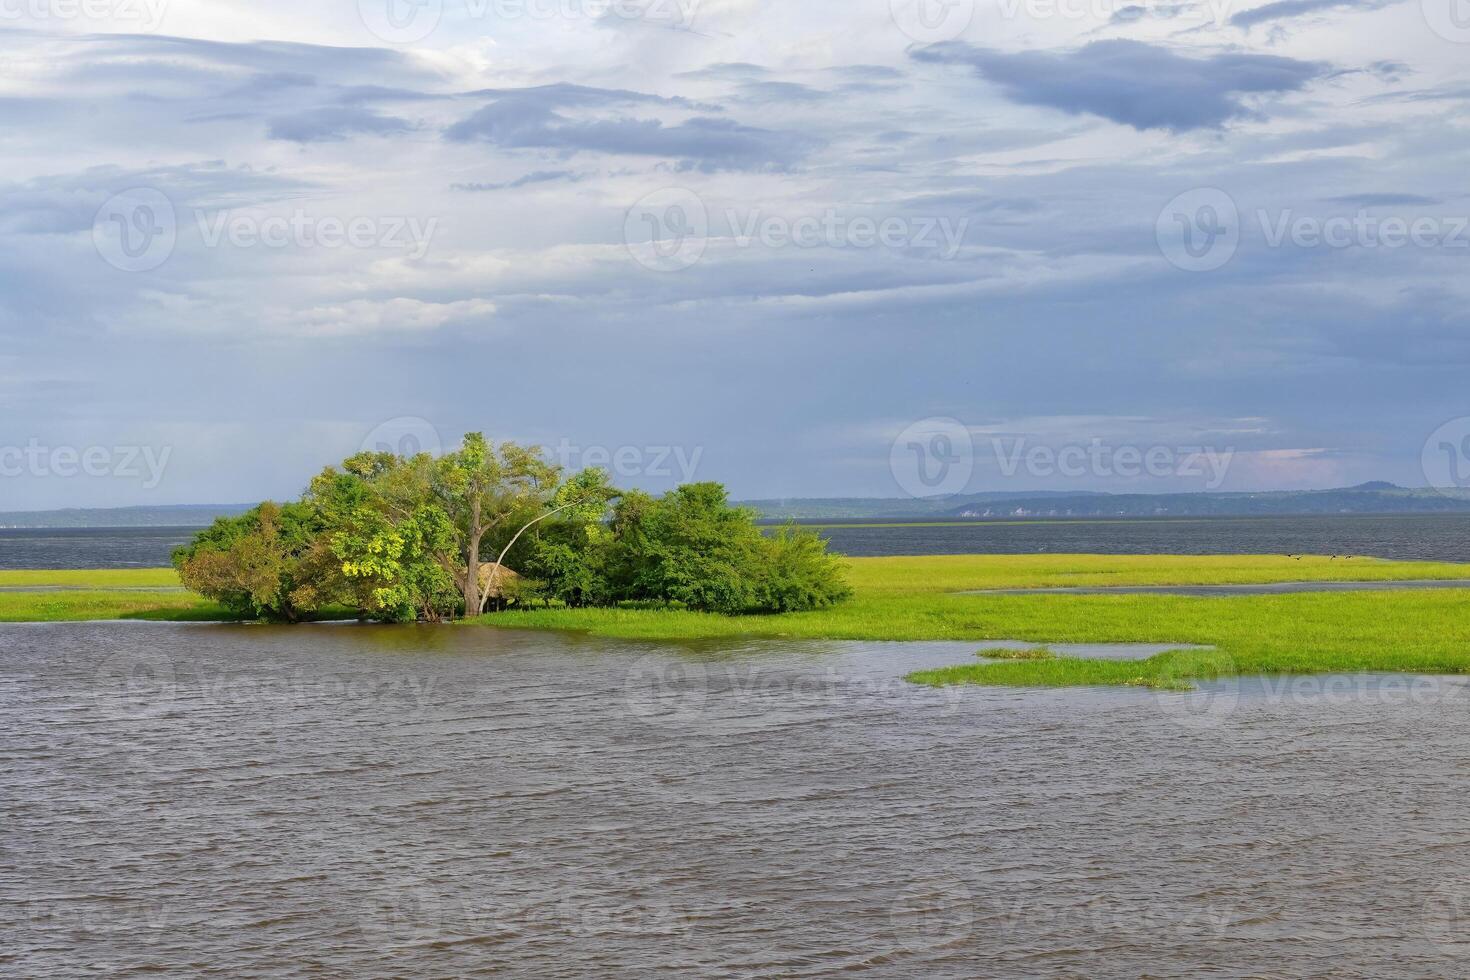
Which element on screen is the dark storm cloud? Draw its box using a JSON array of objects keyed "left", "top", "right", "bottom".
[
  {"left": 1109, "top": 3, "right": 1192, "bottom": 22},
  {"left": 267, "top": 107, "right": 415, "bottom": 142},
  {"left": 675, "top": 62, "right": 772, "bottom": 80},
  {"left": 1229, "top": 0, "right": 1398, "bottom": 28},
  {"left": 451, "top": 170, "right": 585, "bottom": 192},
  {"left": 912, "top": 40, "right": 1327, "bottom": 131},
  {"left": 74, "top": 32, "right": 424, "bottom": 80},
  {"left": 445, "top": 85, "right": 815, "bottom": 171},
  {"left": 825, "top": 65, "right": 905, "bottom": 81},
  {"left": 1359, "top": 84, "right": 1470, "bottom": 104},
  {"left": 900, "top": 192, "right": 1045, "bottom": 218},
  {"left": 731, "top": 80, "right": 828, "bottom": 103},
  {"left": 0, "top": 162, "right": 314, "bottom": 235},
  {"left": 1323, "top": 193, "right": 1442, "bottom": 207}
]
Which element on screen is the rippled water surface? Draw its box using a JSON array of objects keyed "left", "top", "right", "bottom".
[
  {"left": 0, "top": 527, "right": 200, "bottom": 570},
  {"left": 816, "top": 514, "right": 1470, "bottom": 561},
  {"left": 6, "top": 623, "right": 1470, "bottom": 977}
]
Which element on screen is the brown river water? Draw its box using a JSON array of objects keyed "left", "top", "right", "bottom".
[{"left": 5, "top": 622, "right": 1470, "bottom": 977}]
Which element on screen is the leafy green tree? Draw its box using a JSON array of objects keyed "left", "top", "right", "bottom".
[
  {"left": 308, "top": 455, "right": 460, "bottom": 622},
  {"left": 173, "top": 445, "right": 851, "bottom": 622},
  {"left": 173, "top": 501, "right": 338, "bottom": 621},
  {"left": 602, "top": 483, "right": 847, "bottom": 614},
  {"left": 330, "top": 500, "right": 460, "bottom": 622},
  {"left": 434, "top": 433, "right": 560, "bottom": 617},
  {"left": 619, "top": 482, "right": 760, "bottom": 613},
  {"left": 521, "top": 470, "right": 622, "bottom": 608}
]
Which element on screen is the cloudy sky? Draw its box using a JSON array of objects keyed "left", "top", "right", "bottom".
[{"left": 1, "top": 0, "right": 1468, "bottom": 509}]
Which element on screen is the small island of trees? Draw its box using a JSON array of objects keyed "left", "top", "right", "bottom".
[{"left": 173, "top": 432, "right": 851, "bottom": 623}]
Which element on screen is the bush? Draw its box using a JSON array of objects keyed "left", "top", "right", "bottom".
[
  {"left": 750, "top": 526, "right": 853, "bottom": 613},
  {"left": 606, "top": 484, "right": 850, "bottom": 614},
  {"left": 172, "top": 502, "right": 336, "bottom": 621}
]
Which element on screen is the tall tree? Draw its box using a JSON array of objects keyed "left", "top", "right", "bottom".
[
  {"left": 308, "top": 453, "right": 460, "bottom": 621},
  {"left": 435, "top": 433, "right": 560, "bottom": 617}
]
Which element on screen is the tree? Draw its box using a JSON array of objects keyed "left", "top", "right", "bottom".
[
  {"left": 172, "top": 445, "right": 853, "bottom": 622},
  {"left": 173, "top": 501, "right": 338, "bottom": 621},
  {"left": 626, "top": 486, "right": 759, "bottom": 613},
  {"left": 435, "top": 433, "right": 560, "bottom": 617},
  {"left": 603, "top": 483, "right": 849, "bottom": 614},
  {"left": 309, "top": 454, "right": 461, "bottom": 622}
]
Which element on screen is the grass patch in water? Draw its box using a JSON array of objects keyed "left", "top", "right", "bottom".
[
  {"left": 912, "top": 647, "right": 1229, "bottom": 690},
  {"left": 979, "top": 647, "right": 1056, "bottom": 660}
]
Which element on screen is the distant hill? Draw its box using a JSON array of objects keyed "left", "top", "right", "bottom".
[
  {"left": 744, "top": 484, "right": 1470, "bottom": 521},
  {"left": 743, "top": 491, "right": 1106, "bottom": 520},
  {"left": 0, "top": 504, "right": 252, "bottom": 529}
]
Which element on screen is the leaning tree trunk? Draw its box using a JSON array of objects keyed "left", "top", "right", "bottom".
[
  {"left": 479, "top": 498, "right": 590, "bottom": 614},
  {"left": 463, "top": 496, "right": 482, "bottom": 619}
]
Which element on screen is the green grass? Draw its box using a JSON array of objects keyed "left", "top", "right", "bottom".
[
  {"left": 0, "top": 569, "right": 227, "bottom": 622},
  {"left": 978, "top": 647, "right": 1057, "bottom": 660},
  {"left": 0, "top": 568, "right": 183, "bottom": 588},
  {"left": 10, "top": 555, "right": 1470, "bottom": 691},
  {"left": 463, "top": 554, "right": 1470, "bottom": 690},
  {"left": 0, "top": 589, "right": 233, "bottom": 622}
]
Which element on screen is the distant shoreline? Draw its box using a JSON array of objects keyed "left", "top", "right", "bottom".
[{"left": 7, "top": 510, "right": 1470, "bottom": 531}]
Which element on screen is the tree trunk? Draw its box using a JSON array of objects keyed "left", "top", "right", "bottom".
[{"left": 464, "top": 496, "right": 482, "bottom": 618}]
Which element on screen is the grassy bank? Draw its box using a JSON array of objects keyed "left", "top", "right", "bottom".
[
  {"left": 0, "top": 569, "right": 231, "bottom": 622},
  {"left": 8, "top": 556, "right": 1470, "bottom": 690},
  {"left": 468, "top": 555, "right": 1470, "bottom": 689},
  {"left": 0, "top": 568, "right": 183, "bottom": 588}
]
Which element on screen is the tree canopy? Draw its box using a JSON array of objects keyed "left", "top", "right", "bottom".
[{"left": 174, "top": 434, "right": 850, "bottom": 622}]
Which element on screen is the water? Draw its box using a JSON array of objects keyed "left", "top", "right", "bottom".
[
  {"left": 813, "top": 514, "right": 1470, "bottom": 562},
  {"left": 0, "top": 527, "right": 200, "bottom": 570},
  {"left": 6, "top": 515, "right": 1470, "bottom": 570},
  {"left": 5, "top": 623, "right": 1470, "bottom": 977}
]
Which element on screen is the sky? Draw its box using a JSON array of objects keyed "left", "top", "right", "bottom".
[{"left": 1, "top": 0, "right": 1468, "bottom": 509}]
